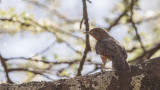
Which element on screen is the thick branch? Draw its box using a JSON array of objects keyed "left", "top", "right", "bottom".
[{"left": 1, "top": 57, "right": 160, "bottom": 90}]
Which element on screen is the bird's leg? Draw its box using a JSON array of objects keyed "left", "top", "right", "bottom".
[
  {"left": 100, "top": 55, "right": 107, "bottom": 73},
  {"left": 101, "top": 63, "right": 106, "bottom": 73}
]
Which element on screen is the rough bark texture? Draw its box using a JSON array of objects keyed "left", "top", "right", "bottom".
[{"left": 1, "top": 57, "right": 160, "bottom": 90}]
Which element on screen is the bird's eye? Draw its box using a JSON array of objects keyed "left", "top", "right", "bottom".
[{"left": 95, "top": 29, "right": 98, "bottom": 31}]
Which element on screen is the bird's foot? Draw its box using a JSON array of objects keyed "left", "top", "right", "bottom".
[{"left": 101, "top": 69, "right": 105, "bottom": 74}]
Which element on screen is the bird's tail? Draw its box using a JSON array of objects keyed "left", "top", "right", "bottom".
[{"left": 112, "top": 55, "right": 130, "bottom": 72}]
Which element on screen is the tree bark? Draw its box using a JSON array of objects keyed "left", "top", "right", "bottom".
[{"left": 1, "top": 57, "right": 160, "bottom": 90}]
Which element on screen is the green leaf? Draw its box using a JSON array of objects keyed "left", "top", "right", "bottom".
[
  {"left": 42, "top": 56, "right": 46, "bottom": 60},
  {"left": 57, "top": 38, "right": 63, "bottom": 43},
  {"left": 54, "top": 54, "right": 58, "bottom": 59},
  {"left": 124, "top": 36, "right": 131, "bottom": 43}
]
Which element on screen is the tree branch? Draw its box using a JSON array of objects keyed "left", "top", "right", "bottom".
[
  {"left": 25, "top": 0, "right": 78, "bottom": 23},
  {"left": 127, "top": 46, "right": 137, "bottom": 52},
  {"left": 0, "top": 55, "right": 13, "bottom": 83},
  {"left": 130, "top": 0, "right": 146, "bottom": 53},
  {"left": 0, "top": 17, "right": 84, "bottom": 41},
  {"left": 129, "top": 42, "right": 160, "bottom": 64},
  {"left": 77, "top": 0, "right": 91, "bottom": 76},
  {"left": 8, "top": 68, "right": 53, "bottom": 80},
  {"left": 107, "top": 9, "right": 128, "bottom": 31},
  {"left": 1, "top": 57, "right": 160, "bottom": 89}
]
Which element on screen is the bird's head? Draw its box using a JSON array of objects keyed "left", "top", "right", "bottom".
[{"left": 85, "top": 28, "right": 110, "bottom": 40}]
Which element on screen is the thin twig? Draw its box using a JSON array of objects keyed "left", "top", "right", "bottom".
[
  {"left": 77, "top": 0, "right": 91, "bottom": 76},
  {"left": 80, "top": 17, "right": 84, "bottom": 29},
  {"left": 107, "top": 9, "right": 128, "bottom": 31},
  {"left": 25, "top": 0, "right": 77, "bottom": 23},
  {"left": 0, "top": 17, "right": 84, "bottom": 41},
  {"left": 0, "top": 55, "right": 13, "bottom": 83},
  {"left": 0, "top": 41, "right": 56, "bottom": 83},
  {"left": 55, "top": 34, "right": 82, "bottom": 54},
  {"left": 127, "top": 46, "right": 137, "bottom": 52},
  {"left": 87, "top": 0, "right": 92, "bottom": 3},
  {"left": 130, "top": 0, "right": 146, "bottom": 53},
  {"left": 7, "top": 56, "right": 97, "bottom": 66},
  {"left": 8, "top": 68, "right": 54, "bottom": 80},
  {"left": 65, "top": 42, "right": 82, "bottom": 54},
  {"left": 0, "top": 17, "right": 30, "bottom": 26},
  {"left": 27, "top": 18, "right": 83, "bottom": 54},
  {"left": 129, "top": 43, "right": 160, "bottom": 64},
  {"left": 7, "top": 58, "right": 80, "bottom": 64},
  {"left": 7, "top": 40, "right": 56, "bottom": 60},
  {"left": 34, "top": 41, "right": 56, "bottom": 57},
  {"left": 0, "top": 17, "right": 83, "bottom": 55},
  {"left": 27, "top": 18, "right": 84, "bottom": 41}
]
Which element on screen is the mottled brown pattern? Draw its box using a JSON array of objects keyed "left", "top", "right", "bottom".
[{"left": 87, "top": 28, "right": 130, "bottom": 72}]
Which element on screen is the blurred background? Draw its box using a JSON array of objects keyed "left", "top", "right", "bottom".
[{"left": 0, "top": 0, "right": 160, "bottom": 83}]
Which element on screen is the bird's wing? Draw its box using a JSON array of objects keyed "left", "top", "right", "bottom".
[
  {"left": 118, "top": 44, "right": 128, "bottom": 59},
  {"left": 95, "top": 38, "right": 118, "bottom": 57}
]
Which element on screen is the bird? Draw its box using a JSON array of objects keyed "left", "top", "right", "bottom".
[{"left": 86, "top": 28, "right": 130, "bottom": 72}]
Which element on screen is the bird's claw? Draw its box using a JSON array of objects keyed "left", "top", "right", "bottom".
[{"left": 101, "top": 69, "right": 105, "bottom": 74}]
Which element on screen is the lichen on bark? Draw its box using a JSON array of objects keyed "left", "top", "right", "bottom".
[{"left": 131, "top": 74, "right": 145, "bottom": 90}]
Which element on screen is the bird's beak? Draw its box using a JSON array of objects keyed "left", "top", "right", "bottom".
[{"left": 83, "top": 31, "right": 90, "bottom": 34}]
